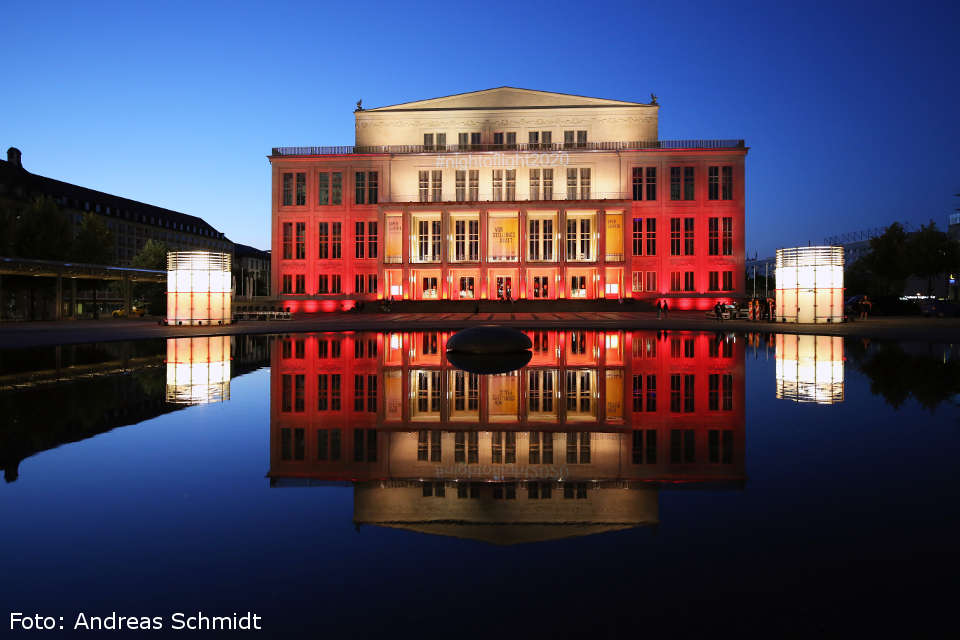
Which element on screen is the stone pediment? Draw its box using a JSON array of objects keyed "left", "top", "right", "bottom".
[{"left": 365, "top": 87, "right": 650, "bottom": 112}]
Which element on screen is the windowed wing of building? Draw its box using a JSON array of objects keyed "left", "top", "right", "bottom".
[{"left": 565, "top": 212, "right": 597, "bottom": 262}]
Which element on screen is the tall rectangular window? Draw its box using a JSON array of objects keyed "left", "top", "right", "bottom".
[
  {"left": 542, "top": 168, "right": 553, "bottom": 199},
  {"left": 684, "top": 167, "right": 694, "bottom": 200},
  {"left": 317, "top": 274, "right": 328, "bottom": 293},
  {"left": 646, "top": 218, "right": 656, "bottom": 255},
  {"left": 355, "top": 171, "right": 366, "bottom": 204},
  {"left": 355, "top": 221, "right": 365, "bottom": 259},
  {"left": 282, "top": 274, "right": 292, "bottom": 293},
  {"left": 683, "top": 218, "right": 694, "bottom": 255},
  {"left": 708, "top": 166, "right": 720, "bottom": 200},
  {"left": 295, "top": 172, "right": 306, "bottom": 205},
  {"left": 670, "top": 271, "right": 681, "bottom": 292},
  {"left": 468, "top": 170, "right": 479, "bottom": 200},
  {"left": 332, "top": 222, "right": 341, "bottom": 259},
  {"left": 580, "top": 168, "right": 590, "bottom": 199},
  {"left": 670, "top": 167, "right": 681, "bottom": 201},
  {"left": 709, "top": 271, "right": 719, "bottom": 291},
  {"left": 318, "top": 222, "right": 329, "bottom": 259},
  {"left": 331, "top": 172, "right": 342, "bottom": 205},
  {"left": 282, "top": 222, "right": 293, "bottom": 259},
  {"left": 493, "top": 170, "right": 503, "bottom": 201},
  {"left": 295, "top": 274, "right": 305, "bottom": 293},
  {"left": 318, "top": 172, "right": 329, "bottom": 205},
  {"left": 632, "top": 218, "right": 643, "bottom": 255},
  {"left": 419, "top": 171, "right": 429, "bottom": 202},
  {"left": 684, "top": 271, "right": 694, "bottom": 292},
  {"left": 431, "top": 170, "right": 442, "bottom": 202},
  {"left": 530, "top": 169, "right": 540, "bottom": 200},
  {"left": 709, "top": 217, "right": 720, "bottom": 255},
  {"left": 645, "top": 167, "right": 657, "bottom": 200},
  {"left": 722, "top": 217, "right": 733, "bottom": 255},
  {"left": 294, "top": 222, "right": 306, "bottom": 259},
  {"left": 455, "top": 170, "right": 466, "bottom": 202},
  {"left": 710, "top": 166, "right": 732, "bottom": 200},
  {"left": 670, "top": 218, "right": 681, "bottom": 256},
  {"left": 505, "top": 170, "right": 516, "bottom": 200},
  {"left": 723, "top": 271, "right": 733, "bottom": 291},
  {"left": 632, "top": 167, "right": 644, "bottom": 200},
  {"left": 282, "top": 173, "right": 293, "bottom": 206},
  {"left": 567, "top": 168, "right": 577, "bottom": 200}
]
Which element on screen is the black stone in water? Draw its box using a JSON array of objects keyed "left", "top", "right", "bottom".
[{"left": 446, "top": 325, "right": 532, "bottom": 354}]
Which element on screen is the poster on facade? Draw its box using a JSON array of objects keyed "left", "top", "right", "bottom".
[
  {"left": 488, "top": 216, "right": 519, "bottom": 261},
  {"left": 605, "top": 213, "right": 623, "bottom": 258},
  {"left": 385, "top": 216, "right": 402, "bottom": 261},
  {"left": 488, "top": 372, "right": 519, "bottom": 419},
  {"left": 605, "top": 369, "right": 623, "bottom": 420}
]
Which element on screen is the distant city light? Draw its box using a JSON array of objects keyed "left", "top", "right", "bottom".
[
  {"left": 775, "top": 246, "right": 844, "bottom": 323},
  {"left": 775, "top": 334, "right": 844, "bottom": 404},
  {"left": 166, "top": 336, "right": 231, "bottom": 404},
  {"left": 166, "top": 251, "right": 232, "bottom": 325}
]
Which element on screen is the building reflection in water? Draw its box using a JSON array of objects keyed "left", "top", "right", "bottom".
[
  {"left": 165, "top": 336, "right": 231, "bottom": 405},
  {"left": 268, "top": 330, "right": 746, "bottom": 544},
  {"left": 775, "top": 334, "right": 844, "bottom": 404}
]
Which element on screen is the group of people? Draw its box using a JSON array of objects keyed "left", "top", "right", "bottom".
[{"left": 655, "top": 300, "right": 670, "bottom": 319}]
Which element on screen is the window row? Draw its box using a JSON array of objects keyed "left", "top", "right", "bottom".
[
  {"left": 278, "top": 427, "right": 377, "bottom": 462},
  {"left": 281, "top": 171, "right": 379, "bottom": 207},
  {"left": 281, "top": 273, "right": 378, "bottom": 295},
  {"left": 423, "top": 130, "right": 586, "bottom": 150},
  {"left": 279, "top": 374, "right": 378, "bottom": 413},
  {"left": 281, "top": 221, "right": 378, "bottom": 260}
]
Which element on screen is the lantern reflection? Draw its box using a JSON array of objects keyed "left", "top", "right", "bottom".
[
  {"left": 166, "top": 251, "right": 232, "bottom": 326},
  {"left": 775, "top": 334, "right": 844, "bottom": 404},
  {"left": 166, "top": 336, "right": 231, "bottom": 404}
]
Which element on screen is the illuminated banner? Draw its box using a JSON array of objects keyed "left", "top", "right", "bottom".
[
  {"left": 385, "top": 216, "right": 403, "bottom": 261},
  {"left": 605, "top": 369, "right": 623, "bottom": 420},
  {"left": 605, "top": 213, "right": 623, "bottom": 258},
  {"left": 488, "top": 216, "right": 518, "bottom": 261},
  {"left": 488, "top": 373, "right": 519, "bottom": 419}
]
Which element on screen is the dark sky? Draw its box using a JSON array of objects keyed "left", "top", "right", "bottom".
[{"left": 2, "top": 0, "right": 957, "bottom": 255}]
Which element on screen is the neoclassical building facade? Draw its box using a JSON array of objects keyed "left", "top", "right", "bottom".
[{"left": 269, "top": 87, "right": 747, "bottom": 311}]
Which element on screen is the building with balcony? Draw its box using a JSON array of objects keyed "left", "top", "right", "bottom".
[
  {"left": 269, "top": 88, "right": 747, "bottom": 311},
  {"left": 267, "top": 329, "right": 746, "bottom": 543}
]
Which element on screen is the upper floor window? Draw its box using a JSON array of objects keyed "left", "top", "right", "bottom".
[
  {"left": 423, "top": 133, "right": 446, "bottom": 151},
  {"left": 295, "top": 222, "right": 306, "bottom": 259},
  {"left": 529, "top": 168, "right": 554, "bottom": 201},
  {"left": 528, "top": 131, "right": 552, "bottom": 149},
  {"left": 566, "top": 213, "right": 595, "bottom": 261},
  {"left": 722, "top": 217, "right": 733, "bottom": 255},
  {"left": 566, "top": 168, "right": 591, "bottom": 200},
  {"left": 317, "top": 222, "right": 342, "bottom": 259},
  {"left": 318, "top": 172, "right": 342, "bottom": 205},
  {"left": 492, "top": 170, "right": 516, "bottom": 201},
  {"left": 528, "top": 216, "right": 555, "bottom": 261},
  {"left": 416, "top": 218, "right": 442, "bottom": 262},
  {"left": 452, "top": 218, "right": 480, "bottom": 262},
  {"left": 282, "top": 222, "right": 293, "bottom": 259},
  {"left": 355, "top": 171, "right": 378, "bottom": 205},
  {"left": 632, "top": 167, "right": 657, "bottom": 201},
  {"left": 564, "top": 130, "right": 587, "bottom": 149},
  {"left": 684, "top": 218, "right": 694, "bottom": 255},
  {"left": 708, "top": 166, "right": 734, "bottom": 200},
  {"left": 670, "top": 167, "right": 695, "bottom": 201},
  {"left": 282, "top": 172, "right": 306, "bottom": 206},
  {"left": 492, "top": 132, "right": 516, "bottom": 148},
  {"left": 458, "top": 132, "right": 481, "bottom": 150},
  {"left": 419, "top": 170, "right": 442, "bottom": 202}
]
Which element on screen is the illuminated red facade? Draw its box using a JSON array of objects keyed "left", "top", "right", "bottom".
[{"left": 269, "top": 88, "right": 747, "bottom": 312}]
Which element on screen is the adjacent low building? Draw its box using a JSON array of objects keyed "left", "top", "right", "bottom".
[
  {"left": 270, "top": 87, "right": 747, "bottom": 311},
  {"left": 1, "top": 147, "right": 231, "bottom": 265}
]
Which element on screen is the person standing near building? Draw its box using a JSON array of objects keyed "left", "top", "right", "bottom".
[
  {"left": 656, "top": 300, "right": 662, "bottom": 319},
  {"left": 662, "top": 300, "right": 669, "bottom": 318}
]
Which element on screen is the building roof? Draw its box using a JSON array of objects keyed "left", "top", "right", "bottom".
[
  {"left": 234, "top": 243, "right": 270, "bottom": 258},
  {"left": 0, "top": 150, "right": 226, "bottom": 240},
  {"left": 363, "top": 86, "right": 655, "bottom": 112}
]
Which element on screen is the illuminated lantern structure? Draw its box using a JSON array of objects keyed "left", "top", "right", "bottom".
[
  {"left": 166, "top": 336, "right": 231, "bottom": 404},
  {"left": 775, "top": 246, "right": 844, "bottom": 323},
  {"left": 775, "top": 334, "right": 844, "bottom": 404},
  {"left": 166, "top": 251, "right": 232, "bottom": 325}
]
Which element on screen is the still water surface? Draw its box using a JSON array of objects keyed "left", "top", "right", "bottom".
[{"left": 1, "top": 331, "right": 958, "bottom": 637}]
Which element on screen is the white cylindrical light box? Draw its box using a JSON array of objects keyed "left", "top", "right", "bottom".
[
  {"left": 775, "top": 246, "right": 844, "bottom": 323},
  {"left": 167, "top": 251, "right": 232, "bottom": 325}
]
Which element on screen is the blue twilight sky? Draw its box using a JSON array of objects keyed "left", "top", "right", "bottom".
[{"left": 2, "top": 0, "right": 958, "bottom": 256}]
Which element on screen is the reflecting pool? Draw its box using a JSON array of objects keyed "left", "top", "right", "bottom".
[{"left": 1, "top": 331, "right": 958, "bottom": 637}]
